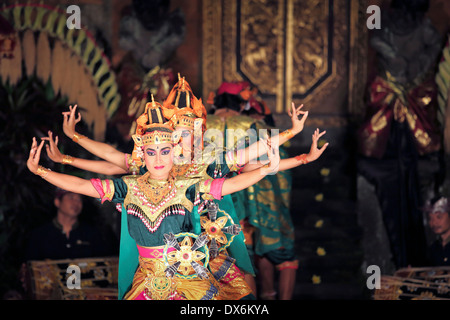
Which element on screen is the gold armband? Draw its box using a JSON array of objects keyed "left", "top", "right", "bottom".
[
  {"left": 280, "top": 129, "right": 294, "bottom": 140},
  {"left": 61, "top": 155, "right": 74, "bottom": 165},
  {"left": 36, "top": 166, "right": 51, "bottom": 178},
  {"left": 295, "top": 153, "right": 309, "bottom": 164},
  {"left": 72, "top": 133, "right": 86, "bottom": 143}
]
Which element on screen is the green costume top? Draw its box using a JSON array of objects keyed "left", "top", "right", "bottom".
[{"left": 109, "top": 171, "right": 212, "bottom": 247}]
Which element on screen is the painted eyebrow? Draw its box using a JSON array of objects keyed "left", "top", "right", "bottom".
[{"left": 145, "top": 147, "right": 172, "bottom": 152}]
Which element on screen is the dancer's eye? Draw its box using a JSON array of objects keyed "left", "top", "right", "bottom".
[
  {"left": 181, "top": 130, "right": 192, "bottom": 138},
  {"left": 161, "top": 147, "right": 171, "bottom": 156}
]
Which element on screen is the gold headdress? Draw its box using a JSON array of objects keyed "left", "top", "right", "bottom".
[
  {"left": 128, "top": 95, "right": 175, "bottom": 168},
  {"left": 162, "top": 74, "right": 207, "bottom": 131},
  {"left": 132, "top": 94, "right": 174, "bottom": 147}
]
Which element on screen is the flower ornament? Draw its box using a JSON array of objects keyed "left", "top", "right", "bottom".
[
  {"left": 136, "top": 146, "right": 144, "bottom": 160},
  {"left": 199, "top": 203, "right": 242, "bottom": 259},
  {"left": 202, "top": 215, "right": 228, "bottom": 242},
  {"left": 163, "top": 233, "right": 210, "bottom": 279}
]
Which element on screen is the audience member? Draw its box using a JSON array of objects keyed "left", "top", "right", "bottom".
[
  {"left": 24, "top": 188, "right": 113, "bottom": 261},
  {"left": 424, "top": 196, "right": 450, "bottom": 266}
]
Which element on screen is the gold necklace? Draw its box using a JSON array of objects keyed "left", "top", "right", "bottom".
[{"left": 137, "top": 171, "right": 175, "bottom": 206}]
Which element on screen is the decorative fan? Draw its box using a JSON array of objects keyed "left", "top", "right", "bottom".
[
  {"left": 199, "top": 202, "right": 242, "bottom": 259},
  {"left": 163, "top": 232, "right": 210, "bottom": 280}
]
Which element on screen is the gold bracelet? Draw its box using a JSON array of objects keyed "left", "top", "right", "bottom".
[
  {"left": 61, "top": 155, "right": 74, "bottom": 165},
  {"left": 295, "top": 153, "right": 309, "bottom": 164},
  {"left": 72, "top": 132, "right": 86, "bottom": 143},
  {"left": 36, "top": 165, "right": 51, "bottom": 178},
  {"left": 280, "top": 129, "right": 294, "bottom": 140}
]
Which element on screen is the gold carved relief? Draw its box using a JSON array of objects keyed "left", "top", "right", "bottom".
[
  {"left": 290, "top": 1, "right": 330, "bottom": 95},
  {"left": 239, "top": 0, "right": 283, "bottom": 94},
  {"left": 202, "top": 0, "right": 368, "bottom": 124}
]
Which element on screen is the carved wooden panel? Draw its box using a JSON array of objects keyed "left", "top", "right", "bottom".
[{"left": 202, "top": 0, "right": 368, "bottom": 123}]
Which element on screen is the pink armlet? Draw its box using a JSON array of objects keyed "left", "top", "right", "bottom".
[
  {"left": 125, "top": 153, "right": 131, "bottom": 169},
  {"left": 210, "top": 178, "right": 226, "bottom": 200},
  {"left": 90, "top": 178, "right": 112, "bottom": 203}
]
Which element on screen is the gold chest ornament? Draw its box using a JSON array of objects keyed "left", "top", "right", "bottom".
[{"left": 122, "top": 164, "right": 211, "bottom": 233}]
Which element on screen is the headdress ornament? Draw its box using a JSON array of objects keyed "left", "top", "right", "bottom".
[
  {"left": 162, "top": 74, "right": 207, "bottom": 130},
  {"left": 132, "top": 94, "right": 174, "bottom": 147}
]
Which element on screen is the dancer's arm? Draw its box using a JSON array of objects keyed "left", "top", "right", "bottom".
[
  {"left": 241, "top": 128, "right": 329, "bottom": 172},
  {"left": 27, "top": 138, "right": 99, "bottom": 198},
  {"left": 62, "top": 105, "right": 128, "bottom": 170},
  {"left": 42, "top": 131, "right": 128, "bottom": 175},
  {"left": 221, "top": 140, "right": 280, "bottom": 196},
  {"left": 236, "top": 102, "right": 308, "bottom": 165}
]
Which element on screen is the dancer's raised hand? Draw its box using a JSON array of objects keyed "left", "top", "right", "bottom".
[
  {"left": 27, "top": 137, "right": 45, "bottom": 174},
  {"left": 41, "top": 131, "right": 64, "bottom": 163},
  {"left": 288, "top": 102, "right": 308, "bottom": 135},
  {"left": 62, "top": 104, "right": 82, "bottom": 139},
  {"left": 261, "top": 138, "right": 280, "bottom": 175},
  {"left": 306, "top": 128, "right": 328, "bottom": 162}
]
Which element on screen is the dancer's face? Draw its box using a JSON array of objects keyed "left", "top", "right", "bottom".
[
  {"left": 175, "top": 125, "right": 194, "bottom": 153},
  {"left": 143, "top": 143, "right": 174, "bottom": 180}
]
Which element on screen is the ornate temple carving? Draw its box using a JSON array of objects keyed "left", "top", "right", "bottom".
[{"left": 202, "top": 0, "right": 368, "bottom": 125}]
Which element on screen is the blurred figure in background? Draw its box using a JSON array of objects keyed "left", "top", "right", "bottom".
[
  {"left": 424, "top": 196, "right": 450, "bottom": 266},
  {"left": 357, "top": 0, "right": 443, "bottom": 268},
  {"left": 24, "top": 188, "right": 112, "bottom": 261}
]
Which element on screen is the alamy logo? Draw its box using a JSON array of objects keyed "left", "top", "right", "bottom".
[
  {"left": 366, "top": 5, "right": 381, "bottom": 29},
  {"left": 66, "top": 5, "right": 81, "bottom": 30},
  {"left": 66, "top": 265, "right": 81, "bottom": 289},
  {"left": 366, "top": 265, "right": 381, "bottom": 289}
]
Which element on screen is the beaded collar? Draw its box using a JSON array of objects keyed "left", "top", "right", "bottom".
[{"left": 136, "top": 171, "right": 175, "bottom": 206}]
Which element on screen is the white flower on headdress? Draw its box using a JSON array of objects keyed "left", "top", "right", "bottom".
[{"left": 136, "top": 147, "right": 144, "bottom": 159}]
